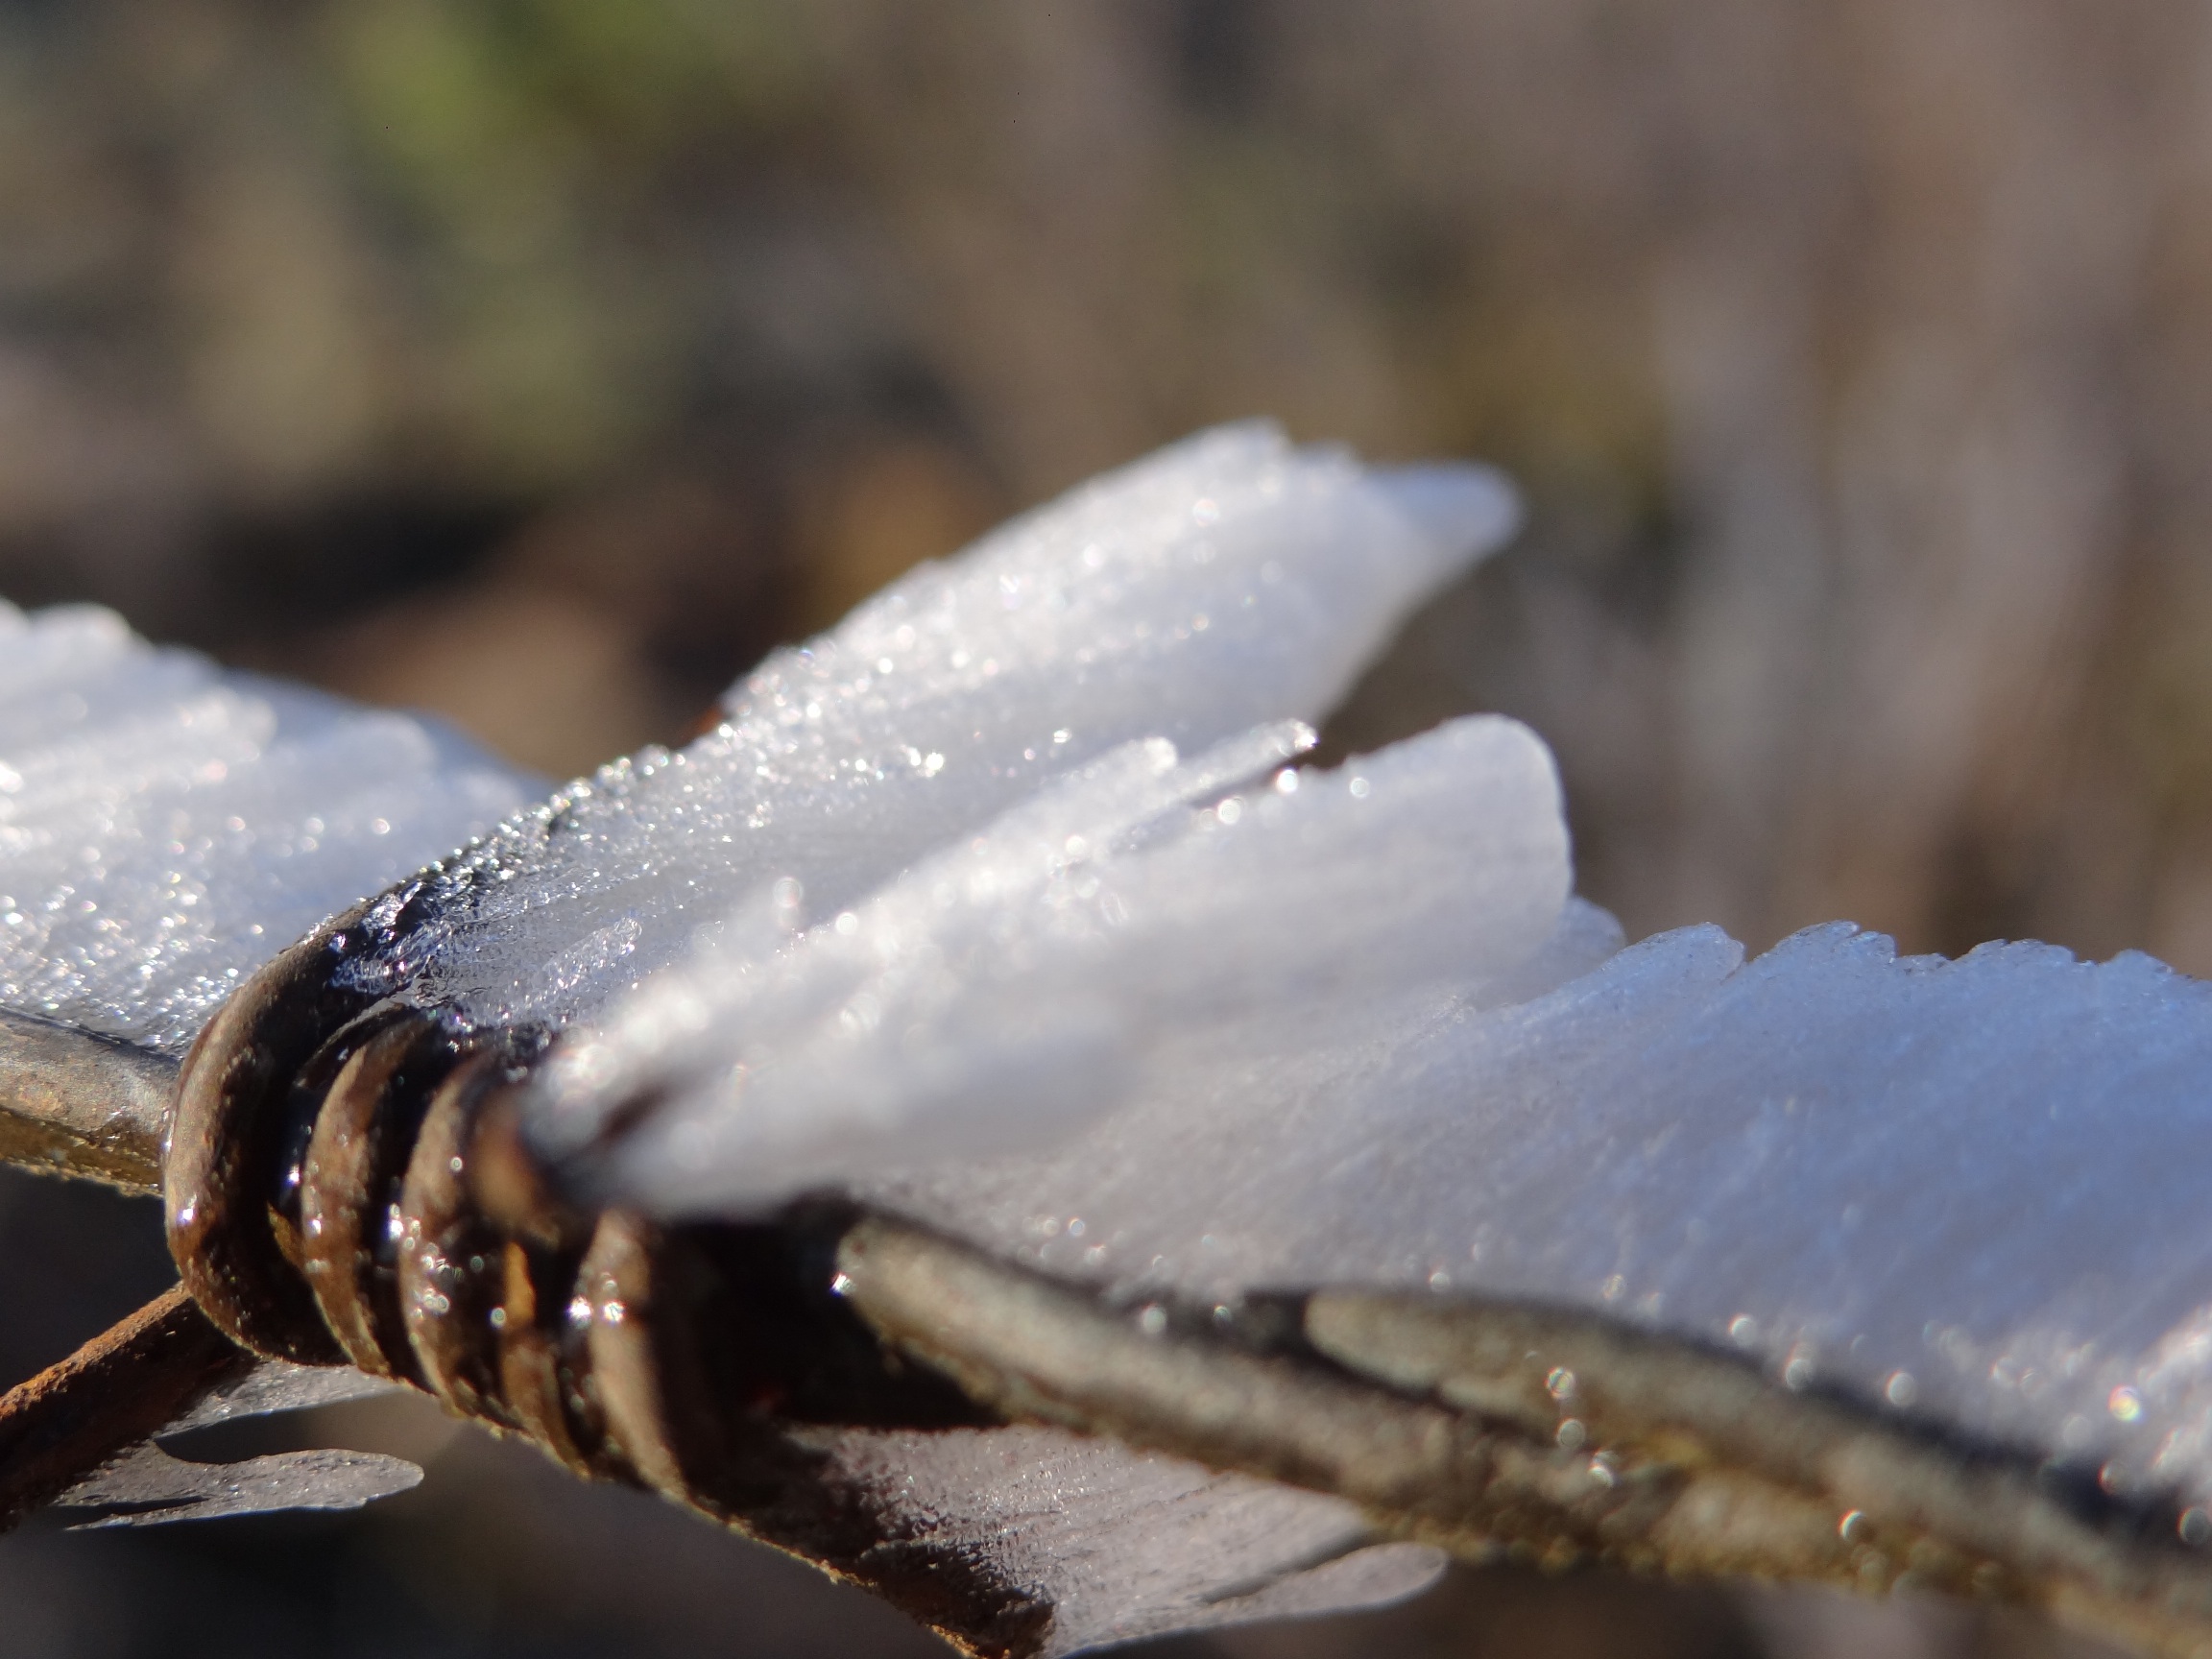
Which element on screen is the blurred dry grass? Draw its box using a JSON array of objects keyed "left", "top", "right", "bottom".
[{"left": 0, "top": 2, "right": 2205, "bottom": 1655}]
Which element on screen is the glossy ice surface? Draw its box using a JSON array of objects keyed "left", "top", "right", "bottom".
[{"left": 0, "top": 603, "right": 531, "bottom": 1052}]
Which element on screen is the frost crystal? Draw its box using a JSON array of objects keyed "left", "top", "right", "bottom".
[
  {"left": 365, "top": 421, "right": 1522, "bottom": 1040},
  {"left": 19, "top": 419, "right": 2212, "bottom": 1643},
  {"left": 876, "top": 922, "right": 2212, "bottom": 1505},
  {"left": 553, "top": 713, "right": 1570, "bottom": 1211},
  {"left": 0, "top": 604, "right": 531, "bottom": 1051}
]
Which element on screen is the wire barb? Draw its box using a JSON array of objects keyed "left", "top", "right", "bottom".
[
  {"left": 0, "top": 1286, "right": 252, "bottom": 1532},
  {"left": 16, "top": 898, "right": 2212, "bottom": 1655}
]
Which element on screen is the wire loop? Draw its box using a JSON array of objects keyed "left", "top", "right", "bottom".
[{"left": 162, "top": 897, "right": 985, "bottom": 1514}]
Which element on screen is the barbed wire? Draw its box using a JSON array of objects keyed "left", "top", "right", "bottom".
[{"left": 3, "top": 1009, "right": 2210, "bottom": 1658}]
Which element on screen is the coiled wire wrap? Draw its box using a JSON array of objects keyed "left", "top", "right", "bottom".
[
  {"left": 159, "top": 882, "right": 1016, "bottom": 1642},
  {"left": 137, "top": 878, "right": 2212, "bottom": 1659}
]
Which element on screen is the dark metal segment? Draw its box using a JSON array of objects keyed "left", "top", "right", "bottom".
[
  {"left": 830, "top": 1215, "right": 1678, "bottom": 1560},
  {"left": 0, "top": 1286, "right": 252, "bottom": 1532},
  {"left": 299, "top": 1012, "right": 455, "bottom": 1383},
  {"left": 0, "top": 1008, "right": 172, "bottom": 1193},
  {"left": 830, "top": 1214, "right": 2212, "bottom": 1659},
  {"left": 1301, "top": 1290, "right": 2212, "bottom": 1654},
  {"left": 493, "top": 1235, "right": 617, "bottom": 1478},
  {"left": 23, "top": 842, "right": 2208, "bottom": 1654},
  {"left": 397, "top": 1052, "right": 527, "bottom": 1431},
  {"left": 165, "top": 898, "right": 397, "bottom": 1365}
]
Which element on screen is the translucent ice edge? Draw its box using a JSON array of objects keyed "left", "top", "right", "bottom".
[
  {"left": 815, "top": 1424, "right": 1446, "bottom": 1657},
  {"left": 872, "top": 921, "right": 2212, "bottom": 1505},
  {"left": 0, "top": 602, "right": 536, "bottom": 1052},
  {"left": 545, "top": 712, "right": 1572, "bottom": 1214},
  {"left": 388, "top": 422, "right": 1523, "bottom": 1043}
]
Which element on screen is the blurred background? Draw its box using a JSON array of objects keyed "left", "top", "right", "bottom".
[{"left": 0, "top": 0, "right": 2200, "bottom": 1654}]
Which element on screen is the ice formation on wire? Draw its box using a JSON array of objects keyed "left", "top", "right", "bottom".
[
  {"left": 873, "top": 921, "right": 2212, "bottom": 1508},
  {"left": 20, "top": 418, "right": 2212, "bottom": 1645},
  {"left": 0, "top": 423, "right": 1526, "bottom": 1647},
  {"left": 362, "top": 422, "right": 1521, "bottom": 1046},
  {"left": 550, "top": 712, "right": 1570, "bottom": 1212},
  {"left": 0, "top": 603, "right": 532, "bottom": 1052}
]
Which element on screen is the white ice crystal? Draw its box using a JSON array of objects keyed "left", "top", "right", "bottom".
[
  {"left": 0, "top": 423, "right": 1527, "bottom": 1648},
  {"left": 548, "top": 712, "right": 1571, "bottom": 1212},
  {"left": 381, "top": 422, "right": 1521, "bottom": 1041},
  {"left": 17, "top": 419, "right": 2212, "bottom": 1645},
  {"left": 0, "top": 603, "right": 533, "bottom": 1051},
  {"left": 873, "top": 921, "right": 2212, "bottom": 1504}
]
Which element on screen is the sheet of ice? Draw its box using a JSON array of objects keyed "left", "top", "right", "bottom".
[
  {"left": 373, "top": 424, "right": 1520, "bottom": 1040},
  {"left": 0, "top": 429, "right": 1526, "bottom": 1648},
  {"left": 0, "top": 603, "right": 534, "bottom": 1052},
  {"left": 871, "top": 923, "right": 2212, "bottom": 1506},
  {"left": 551, "top": 714, "right": 1571, "bottom": 1213},
  {"left": 811, "top": 1424, "right": 1443, "bottom": 1656}
]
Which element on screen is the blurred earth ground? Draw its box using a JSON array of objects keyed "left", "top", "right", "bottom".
[{"left": 0, "top": 1, "right": 2201, "bottom": 1655}]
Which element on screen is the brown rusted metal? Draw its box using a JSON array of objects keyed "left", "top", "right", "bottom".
[
  {"left": 832, "top": 1215, "right": 1695, "bottom": 1562},
  {"left": 301, "top": 1013, "right": 461, "bottom": 1383},
  {"left": 150, "top": 926, "right": 1043, "bottom": 1651},
  {"left": 0, "top": 867, "right": 2178, "bottom": 1654},
  {"left": 397, "top": 1052, "right": 526, "bottom": 1431},
  {"left": 165, "top": 896, "right": 401, "bottom": 1366},
  {"left": 0, "top": 1286, "right": 252, "bottom": 1532},
  {"left": 1298, "top": 1291, "right": 2212, "bottom": 1658},
  {"left": 830, "top": 1216, "right": 2212, "bottom": 1659}
]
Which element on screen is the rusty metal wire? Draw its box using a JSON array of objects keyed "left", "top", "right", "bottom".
[{"left": 6, "top": 926, "right": 2212, "bottom": 1656}]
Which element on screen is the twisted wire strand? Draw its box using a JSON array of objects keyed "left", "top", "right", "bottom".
[
  {"left": 160, "top": 884, "right": 993, "bottom": 1540},
  {"left": 153, "top": 880, "right": 2212, "bottom": 1659}
]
